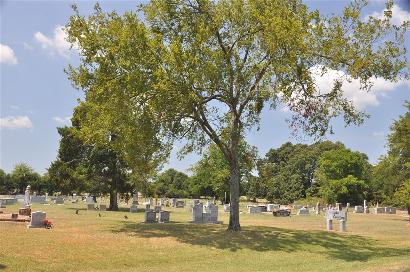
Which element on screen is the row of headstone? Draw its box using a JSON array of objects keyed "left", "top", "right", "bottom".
[
  {"left": 267, "top": 204, "right": 280, "bottom": 212},
  {"left": 144, "top": 210, "right": 170, "bottom": 223},
  {"left": 373, "top": 206, "right": 396, "bottom": 214},
  {"left": 248, "top": 206, "right": 262, "bottom": 214},
  {"left": 192, "top": 203, "right": 218, "bottom": 223}
]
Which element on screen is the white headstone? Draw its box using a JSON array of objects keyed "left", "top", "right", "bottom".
[{"left": 24, "top": 185, "right": 31, "bottom": 207}]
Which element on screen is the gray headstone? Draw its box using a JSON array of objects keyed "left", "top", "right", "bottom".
[
  {"left": 28, "top": 211, "right": 46, "bottom": 228},
  {"left": 54, "top": 196, "right": 64, "bottom": 204},
  {"left": 87, "top": 203, "right": 95, "bottom": 210},
  {"left": 144, "top": 211, "right": 156, "bottom": 223},
  {"left": 158, "top": 211, "right": 170, "bottom": 223},
  {"left": 354, "top": 205, "right": 364, "bottom": 213},
  {"left": 297, "top": 207, "right": 310, "bottom": 216},
  {"left": 154, "top": 205, "right": 161, "bottom": 213},
  {"left": 223, "top": 204, "right": 230, "bottom": 213},
  {"left": 192, "top": 203, "right": 203, "bottom": 223},
  {"left": 130, "top": 205, "right": 138, "bottom": 213},
  {"left": 99, "top": 204, "right": 107, "bottom": 211},
  {"left": 385, "top": 207, "right": 396, "bottom": 214}
]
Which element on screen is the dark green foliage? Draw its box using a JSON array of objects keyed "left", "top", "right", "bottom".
[{"left": 153, "top": 168, "right": 189, "bottom": 198}]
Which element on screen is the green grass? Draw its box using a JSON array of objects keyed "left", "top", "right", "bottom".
[{"left": 0, "top": 201, "right": 409, "bottom": 272}]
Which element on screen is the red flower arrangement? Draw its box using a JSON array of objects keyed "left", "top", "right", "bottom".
[{"left": 43, "top": 219, "right": 53, "bottom": 229}]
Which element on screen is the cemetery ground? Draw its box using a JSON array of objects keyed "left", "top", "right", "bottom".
[{"left": 0, "top": 202, "right": 409, "bottom": 272}]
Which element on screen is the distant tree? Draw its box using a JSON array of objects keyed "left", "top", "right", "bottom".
[
  {"left": 0, "top": 169, "right": 11, "bottom": 194},
  {"left": 66, "top": 0, "right": 409, "bottom": 231},
  {"left": 393, "top": 179, "right": 410, "bottom": 209},
  {"left": 319, "top": 175, "right": 367, "bottom": 205},
  {"left": 10, "top": 163, "right": 41, "bottom": 194},
  {"left": 372, "top": 102, "right": 410, "bottom": 204},
  {"left": 258, "top": 141, "right": 342, "bottom": 203},
  {"left": 314, "top": 148, "right": 371, "bottom": 204},
  {"left": 48, "top": 114, "right": 132, "bottom": 210},
  {"left": 189, "top": 142, "right": 257, "bottom": 202},
  {"left": 153, "top": 168, "right": 189, "bottom": 198}
]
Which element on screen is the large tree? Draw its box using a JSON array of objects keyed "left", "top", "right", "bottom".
[
  {"left": 66, "top": 0, "right": 408, "bottom": 231},
  {"left": 372, "top": 101, "right": 410, "bottom": 205}
]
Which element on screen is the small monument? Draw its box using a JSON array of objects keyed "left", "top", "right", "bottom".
[
  {"left": 24, "top": 185, "right": 31, "bottom": 208},
  {"left": 130, "top": 193, "right": 138, "bottom": 213},
  {"left": 28, "top": 211, "right": 46, "bottom": 228},
  {"left": 316, "top": 202, "right": 321, "bottom": 214},
  {"left": 158, "top": 211, "right": 170, "bottom": 223},
  {"left": 364, "top": 200, "right": 369, "bottom": 213},
  {"left": 335, "top": 203, "right": 342, "bottom": 211},
  {"left": 144, "top": 210, "right": 156, "bottom": 223},
  {"left": 297, "top": 207, "right": 310, "bottom": 216}
]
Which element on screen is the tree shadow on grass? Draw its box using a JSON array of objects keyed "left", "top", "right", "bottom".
[
  {"left": 0, "top": 264, "right": 6, "bottom": 270},
  {"left": 110, "top": 222, "right": 410, "bottom": 262}
]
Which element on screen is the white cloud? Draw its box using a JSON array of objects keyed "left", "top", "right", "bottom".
[
  {"left": 0, "top": 44, "right": 18, "bottom": 64},
  {"left": 52, "top": 116, "right": 71, "bottom": 124},
  {"left": 0, "top": 116, "right": 33, "bottom": 129},
  {"left": 311, "top": 66, "right": 410, "bottom": 109},
  {"left": 366, "top": 4, "right": 410, "bottom": 25},
  {"left": 34, "top": 25, "right": 72, "bottom": 58}
]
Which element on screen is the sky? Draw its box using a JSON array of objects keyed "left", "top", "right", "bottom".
[{"left": 1, "top": 0, "right": 409, "bottom": 175}]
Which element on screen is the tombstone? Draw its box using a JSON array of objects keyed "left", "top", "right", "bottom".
[
  {"left": 0, "top": 200, "right": 5, "bottom": 208},
  {"left": 223, "top": 204, "right": 230, "bottom": 213},
  {"left": 207, "top": 203, "right": 218, "bottom": 223},
  {"left": 258, "top": 205, "right": 268, "bottom": 212},
  {"left": 130, "top": 204, "right": 138, "bottom": 213},
  {"left": 364, "top": 200, "right": 369, "bottom": 213},
  {"left": 170, "top": 198, "right": 177, "bottom": 207},
  {"left": 373, "top": 207, "right": 385, "bottom": 214},
  {"left": 339, "top": 219, "right": 346, "bottom": 232},
  {"left": 326, "top": 219, "right": 333, "bottom": 231},
  {"left": 45, "top": 193, "right": 49, "bottom": 202},
  {"left": 385, "top": 207, "right": 396, "bottom": 214},
  {"left": 24, "top": 185, "right": 31, "bottom": 207},
  {"left": 158, "top": 211, "right": 170, "bottom": 223},
  {"left": 12, "top": 213, "right": 18, "bottom": 220},
  {"left": 297, "top": 207, "right": 310, "bottom": 216},
  {"left": 28, "top": 211, "right": 46, "bottom": 228},
  {"left": 176, "top": 200, "right": 185, "bottom": 208},
  {"left": 144, "top": 211, "right": 156, "bottom": 223},
  {"left": 159, "top": 198, "right": 165, "bottom": 206},
  {"left": 148, "top": 198, "right": 154, "bottom": 206},
  {"left": 99, "top": 204, "right": 107, "bottom": 211},
  {"left": 19, "top": 207, "right": 31, "bottom": 216},
  {"left": 86, "top": 196, "right": 95, "bottom": 204},
  {"left": 193, "top": 199, "right": 200, "bottom": 205},
  {"left": 267, "top": 204, "right": 280, "bottom": 212},
  {"left": 354, "top": 205, "right": 364, "bottom": 213},
  {"left": 144, "top": 203, "right": 151, "bottom": 212},
  {"left": 248, "top": 206, "right": 262, "bottom": 214},
  {"left": 154, "top": 205, "right": 162, "bottom": 213},
  {"left": 31, "top": 195, "right": 47, "bottom": 204},
  {"left": 54, "top": 196, "right": 64, "bottom": 204},
  {"left": 192, "top": 203, "right": 203, "bottom": 223},
  {"left": 335, "top": 203, "right": 342, "bottom": 211},
  {"left": 132, "top": 193, "right": 139, "bottom": 205},
  {"left": 316, "top": 202, "right": 321, "bottom": 214},
  {"left": 87, "top": 203, "right": 95, "bottom": 210}
]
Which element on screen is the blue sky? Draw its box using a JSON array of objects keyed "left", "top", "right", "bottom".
[{"left": 1, "top": 0, "right": 409, "bottom": 174}]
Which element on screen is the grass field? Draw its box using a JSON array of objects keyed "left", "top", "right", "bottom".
[{"left": 0, "top": 201, "right": 409, "bottom": 272}]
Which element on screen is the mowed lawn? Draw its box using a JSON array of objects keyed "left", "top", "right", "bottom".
[{"left": 1, "top": 202, "right": 409, "bottom": 272}]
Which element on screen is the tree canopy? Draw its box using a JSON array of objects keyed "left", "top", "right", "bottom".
[{"left": 66, "top": 0, "right": 408, "bottom": 231}]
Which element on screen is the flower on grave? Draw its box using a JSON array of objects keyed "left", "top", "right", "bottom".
[{"left": 43, "top": 219, "right": 53, "bottom": 229}]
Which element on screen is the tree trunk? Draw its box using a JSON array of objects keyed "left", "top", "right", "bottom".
[
  {"left": 109, "top": 190, "right": 118, "bottom": 211},
  {"left": 228, "top": 159, "right": 241, "bottom": 231},
  {"left": 227, "top": 131, "right": 241, "bottom": 231}
]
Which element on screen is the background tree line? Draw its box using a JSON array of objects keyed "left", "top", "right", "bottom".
[{"left": 1, "top": 102, "right": 409, "bottom": 209}]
